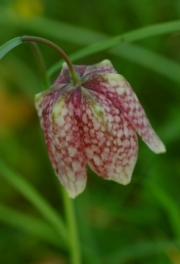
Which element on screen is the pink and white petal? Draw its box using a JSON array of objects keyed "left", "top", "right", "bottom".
[
  {"left": 35, "top": 85, "right": 68, "bottom": 132},
  {"left": 53, "top": 63, "right": 71, "bottom": 84},
  {"left": 54, "top": 63, "right": 87, "bottom": 85},
  {"left": 83, "top": 73, "right": 166, "bottom": 154},
  {"left": 53, "top": 60, "right": 116, "bottom": 86},
  {"left": 35, "top": 87, "right": 87, "bottom": 198},
  {"left": 81, "top": 90, "right": 138, "bottom": 185},
  {"left": 83, "top": 60, "right": 117, "bottom": 76},
  {"left": 35, "top": 89, "right": 61, "bottom": 173}
]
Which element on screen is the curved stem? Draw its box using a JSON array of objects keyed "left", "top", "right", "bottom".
[
  {"left": 22, "top": 36, "right": 80, "bottom": 84},
  {"left": 61, "top": 187, "right": 81, "bottom": 264}
]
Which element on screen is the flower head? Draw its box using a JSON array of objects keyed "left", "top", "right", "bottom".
[{"left": 35, "top": 60, "right": 166, "bottom": 198}]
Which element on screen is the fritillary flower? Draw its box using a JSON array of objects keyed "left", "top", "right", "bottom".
[{"left": 35, "top": 60, "right": 166, "bottom": 198}]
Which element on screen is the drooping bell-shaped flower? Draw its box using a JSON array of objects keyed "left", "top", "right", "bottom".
[{"left": 35, "top": 60, "right": 166, "bottom": 198}]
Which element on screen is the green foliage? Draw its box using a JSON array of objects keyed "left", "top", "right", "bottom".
[
  {"left": 0, "top": 37, "right": 22, "bottom": 59},
  {"left": 0, "top": 0, "right": 180, "bottom": 263}
]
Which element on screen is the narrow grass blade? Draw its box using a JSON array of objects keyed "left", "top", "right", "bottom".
[
  {"left": 103, "top": 240, "right": 180, "bottom": 264},
  {"left": 0, "top": 203, "right": 64, "bottom": 248},
  {"left": 148, "top": 183, "right": 180, "bottom": 239},
  {"left": 0, "top": 7, "right": 106, "bottom": 46},
  {"left": 0, "top": 159, "right": 68, "bottom": 246},
  {"left": 0, "top": 37, "right": 22, "bottom": 59},
  {"left": 0, "top": 7, "right": 180, "bottom": 85},
  {"left": 48, "top": 43, "right": 180, "bottom": 88},
  {"left": 110, "top": 44, "right": 180, "bottom": 87},
  {"left": 48, "top": 19, "right": 180, "bottom": 76}
]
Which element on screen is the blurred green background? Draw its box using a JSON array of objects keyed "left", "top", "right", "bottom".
[{"left": 0, "top": 0, "right": 180, "bottom": 263}]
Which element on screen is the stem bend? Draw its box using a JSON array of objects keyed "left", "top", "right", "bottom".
[{"left": 22, "top": 36, "right": 80, "bottom": 85}]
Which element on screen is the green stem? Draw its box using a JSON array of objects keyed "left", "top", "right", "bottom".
[
  {"left": 21, "top": 35, "right": 80, "bottom": 84},
  {"left": 27, "top": 41, "right": 50, "bottom": 89},
  {"left": 61, "top": 187, "right": 81, "bottom": 264}
]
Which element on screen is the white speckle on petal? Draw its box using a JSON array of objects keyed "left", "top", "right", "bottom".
[
  {"left": 117, "top": 130, "right": 123, "bottom": 138},
  {"left": 72, "top": 161, "right": 82, "bottom": 172},
  {"left": 56, "top": 115, "right": 65, "bottom": 126},
  {"left": 97, "top": 131, "right": 104, "bottom": 140},
  {"left": 109, "top": 79, "right": 117, "bottom": 86},
  {"left": 59, "top": 129, "right": 66, "bottom": 137},
  {"left": 61, "top": 107, "right": 68, "bottom": 116},
  {"left": 69, "top": 147, "right": 77, "bottom": 157},
  {"left": 64, "top": 122, "right": 71, "bottom": 131},
  {"left": 92, "top": 145, "right": 100, "bottom": 153},
  {"left": 107, "top": 115, "right": 114, "bottom": 122},
  {"left": 106, "top": 141, "right": 111, "bottom": 147},
  {"left": 93, "top": 121, "right": 101, "bottom": 130},
  {"left": 124, "top": 126, "right": 129, "bottom": 137},
  {"left": 123, "top": 139, "right": 130, "bottom": 148},
  {"left": 86, "top": 108, "right": 91, "bottom": 115},
  {"left": 84, "top": 126, "right": 89, "bottom": 132},
  {"left": 93, "top": 155, "right": 103, "bottom": 166},
  {"left": 82, "top": 113, "right": 88, "bottom": 124},
  {"left": 86, "top": 147, "right": 94, "bottom": 157},
  {"left": 117, "top": 87, "right": 125, "bottom": 95},
  {"left": 115, "top": 115, "right": 121, "bottom": 122}
]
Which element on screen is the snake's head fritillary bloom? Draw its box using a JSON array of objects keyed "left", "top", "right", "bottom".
[{"left": 35, "top": 60, "right": 166, "bottom": 198}]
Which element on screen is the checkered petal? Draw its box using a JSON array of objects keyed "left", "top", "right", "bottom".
[
  {"left": 84, "top": 59, "right": 117, "bottom": 76},
  {"left": 53, "top": 63, "right": 88, "bottom": 85},
  {"left": 81, "top": 88, "right": 138, "bottom": 184},
  {"left": 35, "top": 59, "right": 166, "bottom": 198},
  {"left": 83, "top": 64, "right": 166, "bottom": 154},
  {"left": 35, "top": 86, "right": 87, "bottom": 198}
]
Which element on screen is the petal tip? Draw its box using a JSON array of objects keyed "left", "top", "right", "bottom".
[
  {"left": 101, "top": 59, "right": 112, "bottom": 65},
  {"left": 67, "top": 191, "right": 76, "bottom": 199},
  {"left": 108, "top": 171, "right": 133, "bottom": 186},
  {"left": 60, "top": 176, "right": 87, "bottom": 199},
  {"left": 153, "top": 142, "right": 166, "bottom": 154},
  {"left": 34, "top": 92, "right": 43, "bottom": 104},
  {"left": 147, "top": 135, "right": 166, "bottom": 154},
  {"left": 66, "top": 184, "right": 86, "bottom": 199},
  {"left": 62, "top": 62, "right": 68, "bottom": 68},
  {"left": 121, "top": 177, "right": 131, "bottom": 185}
]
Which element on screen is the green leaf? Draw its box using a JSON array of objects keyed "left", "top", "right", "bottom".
[
  {"left": 47, "top": 19, "right": 180, "bottom": 76},
  {"left": 1, "top": 7, "right": 180, "bottom": 85},
  {"left": 0, "top": 7, "right": 106, "bottom": 46},
  {"left": 0, "top": 203, "right": 64, "bottom": 248},
  {"left": 110, "top": 43, "right": 180, "bottom": 88},
  {"left": 0, "top": 37, "right": 22, "bottom": 59},
  {"left": 48, "top": 43, "right": 180, "bottom": 87},
  {"left": 0, "top": 159, "right": 68, "bottom": 246},
  {"left": 148, "top": 183, "right": 180, "bottom": 239},
  {"left": 103, "top": 239, "right": 180, "bottom": 264}
]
